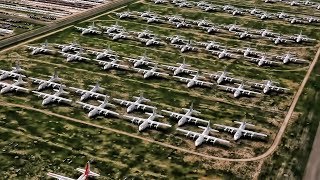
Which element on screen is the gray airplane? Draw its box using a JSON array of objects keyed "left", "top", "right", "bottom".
[
  {"left": 102, "top": 21, "right": 124, "bottom": 34},
  {"left": 138, "top": 37, "right": 164, "bottom": 46},
  {"left": 247, "top": 55, "right": 281, "bottom": 66},
  {"left": 171, "top": 19, "right": 192, "bottom": 28},
  {"left": 162, "top": 58, "right": 197, "bottom": 75},
  {"left": 133, "top": 28, "right": 155, "bottom": 39},
  {"left": 177, "top": 122, "right": 230, "bottom": 147},
  {"left": 214, "top": 121, "right": 267, "bottom": 141},
  {"left": 124, "top": 109, "right": 172, "bottom": 131},
  {"left": 75, "top": 22, "right": 102, "bottom": 35},
  {"left": 234, "top": 29, "right": 255, "bottom": 39},
  {"left": 56, "top": 40, "right": 81, "bottom": 53},
  {"left": 94, "top": 58, "right": 129, "bottom": 70},
  {"left": 125, "top": 53, "right": 156, "bottom": 67},
  {"left": 77, "top": 97, "right": 119, "bottom": 118},
  {"left": 173, "top": 40, "right": 197, "bottom": 53},
  {"left": 201, "top": 25, "right": 221, "bottom": 34},
  {"left": 26, "top": 40, "right": 54, "bottom": 55},
  {"left": 255, "top": 28, "right": 279, "bottom": 38},
  {"left": 174, "top": 72, "right": 213, "bottom": 88},
  {"left": 30, "top": 70, "right": 63, "bottom": 91},
  {"left": 0, "top": 62, "right": 25, "bottom": 80},
  {"left": 113, "top": 93, "right": 155, "bottom": 113},
  {"left": 70, "top": 83, "right": 106, "bottom": 101},
  {"left": 205, "top": 69, "right": 241, "bottom": 84},
  {"left": 210, "top": 48, "right": 240, "bottom": 59},
  {"left": 289, "top": 31, "right": 316, "bottom": 43},
  {"left": 251, "top": 80, "right": 290, "bottom": 94},
  {"left": 133, "top": 64, "right": 169, "bottom": 79},
  {"left": 218, "top": 82, "right": 261, "bottom": 98},
  {"left": 116, "top": 11, "right": 135, "bottom": 19},
  {"left": 0, "top": 75, "right": 29, "bottom": 94},
  {"left": 107, "top": 31, "right": 132, "bottom": 41},
  {"left": 88, "top": 46, "right": 117, "bottom": 60},
  {"left": 142, "top": 15, "right": 165, "bottom": 24},
  {"left": 60, "top": 49, "right": 90, "bottom": 62},
  {"left": 166, "top": 35, "right": 187, "bottom": 44},
  {"left": 162, "top": 102, "right": 209, "bottom": 126},
  {"left": 32, "top": 86, "right": 72, "bottom": 106},
  {"left": 236, "top": 47, "right": 262, "bottom": 57},
  {"left": 275, "top": 53, "right": 308, "bottom": 64},
  {"left": 198, "top": 41, "right": 221, "bottom": 51}
]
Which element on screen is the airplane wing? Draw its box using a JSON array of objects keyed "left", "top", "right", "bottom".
[
  {"left": 214, "top": 124, "right": 238, "bottom": 133},
  {"left": 75, "top": 26, "right": 85, "bottom": 31},
  {"left": 26, "top": 46, "right": 37, "bottom": 50},
  {"left": 217, "top": 85, "right": 237, "bottom": 92},
  {"left": 173, "top": 76, "right": 191, "bottom": 83},
  {"left": 194, "top": 79, "right": 213, "bottom": 86},
  {"left": 111, "top": 63, "right": 128, "bottom": 69},
  {"left": 152, "top": 71, "right": 169, "bottom": 77},
  {"left": 240, "top": 89, "right": 261, "bottom": 95},
  {"left": 124, "top": 115, "right": 171, "bottom": 128},
  {"left": 252, "top": 82, "right": 265, "bottom": 88},
  {"left": 270, "top": 85, "right": 290, "bottom": 91},
  {"left": 162, "top": 110, "right": 208, "bottom": 124},
  {"left": 241, "top": 129, "right": 267, "bottom": 138},
  {"left": 30, "top": 78, "right": 62, "bottom": 88},
  {"left": 133, "top": 68, "right": 148, "bottom": 74},
  {"left": 0, "top": 83, "right": 29, "bottom": 93},
  {"left": 181, "top": 68, "right": 198, "bottom": 74},
  {"left": 32, "top": 91, "right": 50, "bottom": 99},
  {"left": 70, "top": 87, "right": 106, "bottom": 99},
  {"left": 162, "top": 65, "right": 178, "bottom": 71},
  {"left": 177, "top": 128, "right": 201, "bottom": 138},
  {"left": 0, "top": 70, "right": 25, "bottom": 78},
  {"left": 112, "top": 98, "right": 133, "bottom": 106},
  {"left": 77, "top": 101, "right": 96, "bottom": 111},
  {"left": 47, "top": 172, "right": 75, "bottom": 180},
  {"left": 177, "top": 128, "right": 230, "bottom": 144},
  {"left": 33, "top": 91, "right": 72, "bottom": 103}
]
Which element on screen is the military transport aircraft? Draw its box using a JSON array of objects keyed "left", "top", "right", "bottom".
[
  {"left": 77, "top": 97, "right": 119, "bottom": 118},
  {"left": 162, "top": 58, "right": 197, "bottom": 75},
  {"left": 32, "top": 86, "right": 72, "bottom": 106},
  {"left": 177, "top": 121, "right": 230, "bottom": 147},
  {"left": 162, "top": 102, "right": 208, "bottom": 126},
  {"left": 26, "top": 40, "right": 54, "bottom": 55},
  {"left": 113, "top": 93, "right": 156, "bottom": 113},
  {"left": 236, "top": 47, "right": 262, "bottom": 57},
  {"left": 275, "top": 53, "right": 308, "bottom": 64},
  {"left": 289, "top": 31, "right": 316, "bottom": 43},
  {"left": 116, "top": 10, "right": 135, "bottom": 19},
  {"left": 124, "top": 109, "right": 172, "bottom": 131},
  {"left": 133, "top": 28, "right": 155, "bottom": 38},
  {"left": 102, "top": 21, "right": 124, "bottom": 34},
  {"left": 214, "top": 121, "right": 267, "bottom": 141},
  {"left": 198, "top": 41, "right": 221, "bottom": 51},
  {"left": 134, "top": 64, "right": 169, "bottom": 79},
  {"left": 210, "top": 48, "right": 240, "bottom": 59},
  {"left": 94, "top": 58, "right": 129, "bottom": 70},
  {"left": 75, "top": 22, "right": 102, "bottom": 35},
  {"left": 47, "top": 161, "right": 100, "bottom": 180},
  {"left": 56, "top": 40, "right": 81, "bottom": 53},
  {"left": 70, "top": 83, "right": 106, "bottom": 101},
  {"left": 255, "top": 28, "right": 279, "bottom": 37},
  {"left": 205, "top": 69, "right": 241, "bottom": 84},
  {"left": 88, "top": 46, "right": 117, "bottom": 60},
  {"left": 138, "top": 37, "right": 164, "bottom": 46},
  {"left": 30, "top": 70, "right": 63, "bottom": 91},
  {"left": 251, "top": 80, "right": 290, "bottom": 94},
  {"left": 0, "top": 62, "right": 25, "bottom": 80},
  {"left": 166, "top": 35, "right": 187, "bottom": 44},
  {"left": 173, "top": 40, "right": 197, "bottom": 53},
  {"left": 174, "top": 72, "right": 213, "bottom": 88},
  {"left": 125, "top": 52, "right": 156, "bottom": 67},
  {"left": 218, "top": 82, "right": 261, "bottom": 98},
  {"left": 60, "top": 49, "right": 90, "bottom": 62},
  {"left": 247, "top": 54, "right": 281, "bottom": 66},
  {"left": 0, "top": 75, "right": 29, "bottom": 94},
  {"left": 107, "top": 31, "right": 132, "bottom": 41},
  {"left": 268, "top": 34, "right": 292, "bottom": 44}
]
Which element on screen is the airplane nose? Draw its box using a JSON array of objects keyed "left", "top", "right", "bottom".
[
  {"left": 127, "top": 107, "right": 132, "bottom": 113},
  {"left": 195, "top": 140, "right": 201, "bottom": 147},
  {"left": 138, "top": 126, "right": 144, "bottom": 131},
  {"left": 80, "top": 96, "right": 85, "bottom": 101},
  {"left": 88, "top": 112, "right": 93, "bottom": 118},
  {"left": 177, "top": 121, "right": 184, "bottom": 126}
]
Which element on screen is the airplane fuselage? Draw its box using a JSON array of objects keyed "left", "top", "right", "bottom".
[
  {"left": 173, "top": 65, "right": 185, "bottom": 75},
  {"left": 217, "top": 72, "right": 227, "bottom": 84},
  {"left": 127, "top": 99, "right": 143, "bottom": 113},
  {"left": 195, "top": 127, "right": 210, "bottom": 146},
  {"left": 80, "top": 87, "right": 98, "bottom": 101},
  {"left": 177, "top": 110, "right": 193, "bottom": 126},
  {"left": 138, "top": 115, "right": 156, "bottom": 131},
  {"left": 234, "top": 123, "right": 246, "bottom": 140}
]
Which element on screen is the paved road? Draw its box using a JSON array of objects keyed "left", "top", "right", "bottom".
[
  {"left": 0, "top": 0, "right": 134, "bottom": 50},
  {"left": 304, "top": 123, "right": 320, "bottom": 180}
]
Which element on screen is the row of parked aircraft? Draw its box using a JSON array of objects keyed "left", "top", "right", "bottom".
[
  {"left": 265, "top": 0, "right": 320, "bottom": 11},
  {"left": 0, "top": 65, "right": 269, "bottom": 146},
  {"left": 150, "top": 0, "right": 320, "bottom": 25},
  {"left": 112, "top": 11, "right": 316, "bottom": 45}
]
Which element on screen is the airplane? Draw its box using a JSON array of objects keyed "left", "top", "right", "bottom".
[
  {"left": 247, "top": 55, "right": 281, "bottom": 66},
  {"left": 75, "top": 22, "right": 102, "bottom": 35},
  {"left": 113, "top": 93, "right": 155, "bottom": 113},
  {"left": 133, "top": 28, "right": 155, "bottom": 38},
  {"left": 224, "top": 22, "right": 244, "bottom": 32},
  {"left": 116, "top": 11, "right": 135, "bottom": 19},
  {"left": 56, "top": 40, "right": 81, "bottom": 53},
  {"left": 162, "top": 102, "right": 208, "bottom": 126},
  {"left": 275, "top": 53, "right": 308, "bottom": 64},
  {"left": 77, "top": 97, "right": 119, "bottom": 118},
  {"left": 171, "top": 19, "right": 192, "bottom": 28},
  {"left": 210, "top": 48, "right": 240, "bottom": 59},
  {"left": 205, "top": 70, "right": 241, "bottom": 84},
  {"left": 124, "top": 52, "right": 156, "bottom": 67},
  {"left": 255, "top": 28, "right": 279, "bottom": 37},
  {"left": 193, "top": 18, "right": 212, "bottom": 27},
  {"left": 94, "top": 58, "right": 129, "bottom": 70},
  {"left": 88, "top": 46, "right": 117, "bottom": 60},
  {"left": 236, "top": 47, "right": 262, "bottom": 57},
  {"left": 174, "top": 1, "right": 193, "bottom": 8},
  {"left": 0, "top": 28, "right": 13, "bottom": 35},
  {"left": 102, "top": 21, "right": 124, "bottom": 34},
  {"left": 177, "top": 122, "right": 230, "bottom": 147},
  {"left": 69, "top": 83, "right": 106, "bottom": 101},
  {"left": 60, "top": 49, "right": 90, "bottom": 62},
  {"left": 289, "top": 31, "right": 316, "bottom": 43},
  {"left": 142, "top": 15, "right": 165, "bottom": 24},
  {"left": 137, "top": 8, "right": 156, "bottom": 18},
  {"left": 32, "top": 86, "right": 72, "bottom": 106},
  {"left": 198, "top": 41, "right": 221, "bottom": 51},
  {"left": 166, "top": 35, "right": 187, "bottom": 44},
  {"left": 173, "top": 40, "right": 197, "bottom": 53},
  {"left": 222, "top": 4, "right": 235, "bottom": 11},
  {"left": 138, "top": 37, "right": 164, "bottom": 46},
  {"left": 275, "top": 11, "right": 291, "bottom": 19},
  {"left": 303, "top": 16, "right": 320, "bottom": 23},
  {"left": 214, "top": 121, "right": 267, "bottom": 141},
  {"left": 47, "top": 161, "right": 100, "bottom": 180},
  {"left": 0, "top": 62, "right": 25, "bottom": 80},
  {"left": 201, "top": 25, "right": 221, "bottom": 34},
  {"left": 301, "top": 0, "right": 315, "bottom": 6},
  {"left": 30, "top": 70, "right": 63, "bottom": 91},
  {"left": 165, "top": 14, "right": 184, "bottom": 23},
  {"left": 198, "top": 4, "right": 219, "bottom": 12},
  {"left": 284, "top": 0, "right": 300, "bottom": 6},
  {"left": 264, "top": 0, "right": 281, "bottom": 3},
  {"left": 226, "top": 8, "right": 245, "bottom": 16},
  {"left": 107, "top": 31, "right": 132, "bottom": 40},
  {"left": 255, "top": 12, "right": 274, "bottom": 20},
  {"left": 284, "top": 16, "right": 305, "bottom": 24},
  {"left": 174, "top": 72, "right": 213, "bottom": 88},
  {"left": 247, "top": 7, "right": 262, "bottom": 15},
  {"left": 251, "top": 80, "right": 289, "bottom": 94},
  {"left": 26, "top": 40, "right": 54, "bottom": 55},
  {"left": 218, "top": 82, "right": 261, "bottom": 98},
  {"left": 124, "top": 109, "right": 172, "bottom": 131},
  {"left": 268, "top": 35, "right": 291, "bottom": 45},
  {"left": 152, "top": 0, "right": 168, "bottom": 4},
  {"left": 195, "top": 1, "right": 211, "bottom": 7},
  {"left": 0, "top": 75, "right": 29, "bottom": 94},
  {"left": 133, "top": 64, "right": 169, "bottom": 79},
  {"left": 234, "top": 29, "right": 254, "bottom": 39},
  {"left": 162, "top": 58, "right": 197, "bottom": 75}
]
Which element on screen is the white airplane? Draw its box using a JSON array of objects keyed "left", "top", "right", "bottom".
[
  {"left": 304, "top": 16, "right": 320, "bottom": 23},
  {"left": 124, "top": 109, "right": 172, "bottom": 131},
  {"left": 137, "top": 8, "right": 156, "bottom": 18},
  {"left": 94, "top": 58, "right": 129, "bottom": 70},
  {"left": 177, "top": 122, "right": 230, "bottom": 147},
  {"left": 162, "top": 58, "right": 197, "bottom": 75},
  {"left": 255, "top": 28, "right": 279, "bottom": 37},
  {"left": 236, "top": 47, "right": 261, "bottom": 57},
  {"left": 284, "top": 17, "right": 305, "bottom": 24},
  {"left": 174, "top": 1, "right": 193, "bottom": 7},
  {"left": 56, "top": 40, "right": 81, "bottom": 53},
  {"left": 247, "top": 55, "right": 281, "bottom": 66},
  {"left": 251, "top": 80, "right": 289, "bottom": 94},
  {"left": 138, "top": 37, "right": 164, "bottom": 46},
  {"left": 201, "top": 25, "right": 221, "bottom": 34},
  {"left": 284, "top": 0, "right": 300, "bottom": 6},
  {"left": 210, "top": 48, "right": 240, "bottom": 59},
  {"left": 107, "top": 31, "right": 131, "bottom": 40},
  {"left": 30, "top": 70, "right": 63, "bottom": 91},
  {"left": 162, "top": 102, "right": 208, "bottom": 126},
  {"left": 171, "top": 19, "right": 192, "bottom": 28},
  {"left": 32, "top": 86, "right": 72, "bottom": 106},
  {"left": 0, "top": 75, "right": 29, "bottom": 94},
  {"left": 173, "top": 40, "right": 197, "bottom": 53},
  {"left": 235, "top": 30, "right": 254, "bottom": 39},
  {"left": 116, "top": 11, "right": 135, "bottom": 19},
  {"left": 77, "top": 97, "right": 119, "bottom": 118},
  {"left": 275, "top": 53, "right": 308, "bottom": 64},
  {"left": 113, "top": 93, "right": 155, "bottom": 113},
  {"left": 226, "top": 8, "right": 245, "bottom": 16},
  {"left": 289, "top": 31, "right": 316, "bottom": 43},
  {"left": 133, "top": 28, "right": 155, "bottom": 38},
  {"left": 205, "top": 70, "right": 241, "bottom": 84},
  {"left": 88, "top": 46, "right": 117, "bottom": 60},
  {"left": 255, "top": 12, "right": 274, "bottom": 20},
  {"left": 165, "top": 14, "right": 184, "bottom": 23},
  {"left": 193, "top": 18, "right": 212, "bottom": 27},
  {"left": 125, "top": 53, "right": 156, "bottom": 67},
  {"left": 134, "top": 64, "right": 169, "bottom": 79},
  {"left": 218, "top": 83, "right": 261, "bottom": 98},
  {"left": 70, "top": 83, "right": 106, "bottom": 101},
  {"left": 75, "top": 22, "right": 102, "bottom": 35},
  {"left": 275, "top": 11, "right": 291, "bottom": 19},
  {"left": 199, "top": 4, "right": 219, "bottom": 12},
  {"left": 214, "top": 121, "right": 267, "bottom": 141},
  {"left": 47, "top": 161, "right": 100, "bottom": 180},
  {"left": 174, "top": 72, "right": 213, "bottom": 88},
  {"left": 102, "top": 21, "right": 124, "bottom": 34},
  {"left": 166, "top": 35, "right": 186, "bottom": 44},
  {"left": 60, "top": 49, "right": 90, "bottom": 62},
  {"left": 0, "top": 62, "right": 25, "bottom": 80},
  {"left": 0, "top": 28, "right": 13, "bottom": 35},
  {"left": 152, "top": 0, "right": 168, "bottom": 4},
  {"left": 247, "top": 7, "right": 262, "bottom": 15},
  {"left": 224, "top": 22, "right": 244, "bottom": 32},
  {"left": 222, "top": 4, "right": 236, "bottom": 11},
  {"left": 198, "top": 41, "right": 221, "bottom": 51},
  {"left": 142, "top": 15, "right": 165, "bottom": 24},
  {"left": 301, "top": 0, "right": 315, "bottom": 5},
  {"left": 268, "top": 35, "right": 291, "bottom": 45},
  {"left": 26, "top": 40, "right": 54, "bottom": 55}
]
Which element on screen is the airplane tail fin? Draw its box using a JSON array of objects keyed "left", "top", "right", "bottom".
[
  {"left": 89, "top": 82, "right": 105, "bottom": 91},
  {"left": 98, "top": 96, "right": 115, "bottom": 108},
  {"left": 234, "top": 120, "right": 254, "bottom": 127},
  {"left": 13, "top": 61, "right": 24, "bottom": 72},
  {"left": 54, "top": 85, "right": 68, "bottom": 95},
  {"left": 14, "top": 75, "right": 27, "bottom": 85},
  {"left": 76, "top": 161, "right": 100, "bottom": 177},
  {"left": 52, "top": 69, "right": 62, "bottom": 81}
]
